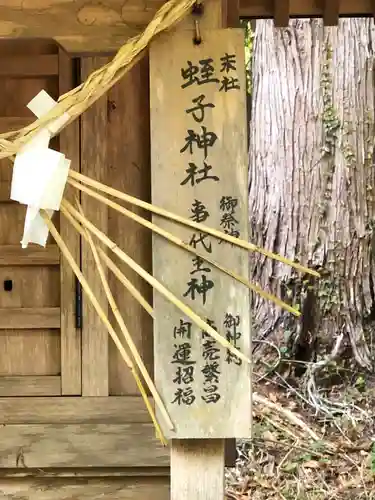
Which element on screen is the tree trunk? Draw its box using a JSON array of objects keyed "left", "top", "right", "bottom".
[{"left": 249, "top": 19, "right": 375, "bottom": 372}]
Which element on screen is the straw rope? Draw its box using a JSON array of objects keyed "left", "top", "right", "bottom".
[{"left": 0, "top": 0, "right": 196, "bottom": 159}]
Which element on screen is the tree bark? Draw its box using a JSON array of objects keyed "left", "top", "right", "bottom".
[{"left": 249, "top": 19, "right": 375, "bottom": 371}]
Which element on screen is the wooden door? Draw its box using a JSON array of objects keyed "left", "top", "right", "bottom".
[{"left": 0, "top": 40, "right": 77, "bottom": 397}]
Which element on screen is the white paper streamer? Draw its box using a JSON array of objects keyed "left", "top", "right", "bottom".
[{"left": 10, "top": 90, "right": 71, "bottom": 248}]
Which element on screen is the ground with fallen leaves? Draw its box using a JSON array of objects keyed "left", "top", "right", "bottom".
[{"left": 226, "top": 367, "right": 375, "bottom": 499}]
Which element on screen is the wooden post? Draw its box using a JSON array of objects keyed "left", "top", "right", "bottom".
[
  {"left": 58, "top": 49, "right": 81, "bottom": 395},
  {"left": 171, "top": 440, "right": 225, "bottom": 500},
  {"left": 150, "top": 1, "right": 250, "bottom": 498},
  {"left": 80, "top": 57, "right": 110, "bottom": 397}
]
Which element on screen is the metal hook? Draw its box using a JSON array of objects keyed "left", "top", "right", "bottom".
[
  {"left": 192, "top": 1, "right": 204, "bottom": 45},
  {"left": 194, "top": 19, "right": 202, "bottom": 45}
]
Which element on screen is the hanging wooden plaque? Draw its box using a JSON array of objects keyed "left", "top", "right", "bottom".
[{"left": 150, "top": 28, "right": 251, "bottom": 439}]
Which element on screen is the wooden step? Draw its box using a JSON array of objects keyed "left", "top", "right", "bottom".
[{"left": 0, "top": 375, "right": 60, "bottom": 396}]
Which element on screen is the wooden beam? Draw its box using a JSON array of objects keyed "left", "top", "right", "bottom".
[
  {"left": 0, "top": 55, "right": 58, "bottom": 76},
  {"left": 0, "top": 423, "right": 169, "bottom": 468},
  {"left": 274, "top": 0, "right": 290, "bottom": 27},
  {"left": 0, "top": 1, "right": 142, "bottom": 53},
  {"left": 240, "top": 0, "right": 375, "bottom": 18},
  {"left": 0, "top": 0, "right": 370, "bottom": 53},
  {"left": 323, "top": 0, "right": 340, "bottom": 25},
  {"left": 0, "top": 376, "right": 61, "bottom": 396},
  {"left": 0, "top": 478, "right": 170, "bottom": 499},
  {"left": 0, "top": 308, "right": 60, "bottom": 329},
  {"left": 0, "top": 245, "right": 59, "bottom": 266},
  {"left": 228, "top": 0, "right": 241, "bottom": 26},
  {"left": 0, "top": 396, "right": 153, "bottom": 424},
  {"left": 0, "top": 468, "right": 170, "bottom": 478}
]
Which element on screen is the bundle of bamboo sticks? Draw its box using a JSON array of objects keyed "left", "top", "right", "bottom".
[{"left": 39, "top": 170, "right": 319, "bottom": 444}]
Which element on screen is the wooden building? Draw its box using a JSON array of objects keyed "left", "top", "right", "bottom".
[{"left": 0, "top": 0, "right": 371, "bottom": 498}]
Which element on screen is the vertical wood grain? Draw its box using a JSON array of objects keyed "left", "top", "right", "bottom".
[
  {"left": 59, "top": 48, "right": 81, "bottom": 395},
  {"left": 80, "top": 57, "right": 110, "bottom": 396},
  {"left": 171, "top": 440, "right": 225, "bottom": 500},
  {"left": 107, "top": 55, "right": 154, "bottom": 396}
]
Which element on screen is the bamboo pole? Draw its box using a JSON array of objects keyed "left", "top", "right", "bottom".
[
  {"left": 72, "top": 204, "right": 174, "bottom": 430},
  {"left": 40, "top": 210, "right": 168, "bottom": 444},
  {"left": 61, "top": 199, "right": 250, "bottom": 364},
  {"left": 68, "top": 170, "right": 319, "bottom": 277},
  {"left": 68, "top": 178, "right": 300, "bottom": 316},
  {"left": 74, "top": 201, "right": 171, "bottom": 429},
  {"left": 62, "top": 205, "right": 153, "bottom": 316}
]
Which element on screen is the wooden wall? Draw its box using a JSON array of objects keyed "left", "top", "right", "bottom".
[
  {"left": 0, "top": 40, "right": 64, "bottom": 396},
  {"left": 80, "top": 54, "right": 154, "bottom": 397}
]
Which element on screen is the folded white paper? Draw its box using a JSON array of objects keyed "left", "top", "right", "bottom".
[
  {"left": 10, "top": 90, "right": 71, "bottom": 248},
  {"left": 21, "top": 207, "right": 54, "bottom": 249},
  {"left": 20, "top": 128, "right": 51, "bottom": 153},
  {"left": 27, "top": 89, "right": 70, "bottom": 135},
  {"left": 11, "top": 149, "right": 70, "bottom": 210}
]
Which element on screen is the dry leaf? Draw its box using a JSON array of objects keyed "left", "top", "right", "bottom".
[
  {"left": 262, "top": 430, "right": 278, "bottom": 441},
  {"left": 302, "top": 460, "right": 321, "bottom": 469},
  {"left": 269, "top": 392, "right": 278, "bottom": 403}
]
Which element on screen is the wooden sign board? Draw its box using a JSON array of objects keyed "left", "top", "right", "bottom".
[{"left": 150, "top": 28, "right": 251, "bottom": 439}]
